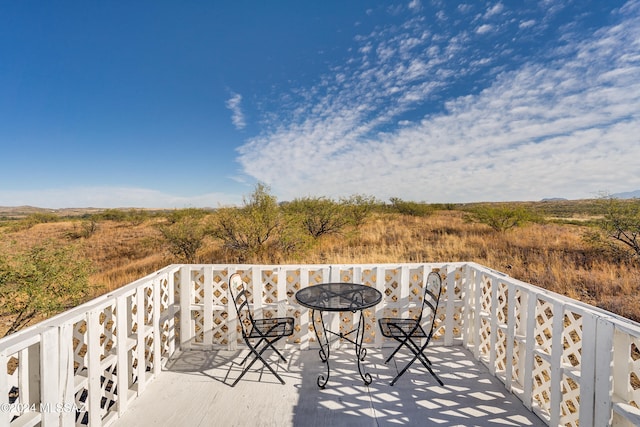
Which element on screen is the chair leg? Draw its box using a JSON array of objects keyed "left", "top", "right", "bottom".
[
  {"left": 384, "top": 338, "right": 408, "bottom": 364},
  {"left": 388, "top": 338, "right": 443, "bottom": 386},
  {"left": 231, "top": 337, "right": 287, "bottom": 386}
]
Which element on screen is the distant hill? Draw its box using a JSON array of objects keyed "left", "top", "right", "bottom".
[{"left": 612, "top": 190, "right": 640, "bottom": 199}]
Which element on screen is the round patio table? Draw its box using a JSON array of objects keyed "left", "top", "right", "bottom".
[{"left": 295, "top": 283, "right": 382, "bottom": 388}]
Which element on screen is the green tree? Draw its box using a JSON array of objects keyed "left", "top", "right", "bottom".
[
  {"left": 212, "top": 183, "right": 293, "bottom": 261},
  {"left": 158, "top": 212, "right": 210, "bottom": 263},
  {"left": 341, "top": 194, "right": 379, "bottom": 227},
  {"left": 466, "top": 205, "right": 536, "bottom": 232},
  {"left": 597, "top": 197, "right": 640, "bottom": 259},
  {"left": 0, "top": 241, "right": 94, "bottom": 336},
  {"left": 389, "top": 198, "right": 434, "bottom": 217},
  {"left": 285, "top": 196, "right": 349, "bottom": 238}
]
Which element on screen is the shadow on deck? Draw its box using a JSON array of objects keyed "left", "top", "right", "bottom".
[{"left": 114, "top": 346, "right": 546, "bottom": 427}]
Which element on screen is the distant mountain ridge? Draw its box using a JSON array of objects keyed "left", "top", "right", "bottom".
[{"left": 612, "top": 190, "right": 640, "bottom": 199}]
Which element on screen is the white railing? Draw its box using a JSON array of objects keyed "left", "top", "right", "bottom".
[{"left": 1, "top": 263, "right": 640, "bottom": 426}]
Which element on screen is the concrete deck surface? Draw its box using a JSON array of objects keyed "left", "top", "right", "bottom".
[{"left": 113, "top": 345, "right": 546, "bottom": 427}]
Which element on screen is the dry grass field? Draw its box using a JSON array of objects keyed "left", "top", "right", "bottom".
[{"left": 1, "top": 203, "right": 639, "bottom": 336}]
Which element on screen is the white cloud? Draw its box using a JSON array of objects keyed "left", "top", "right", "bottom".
[
  {"left": 408, "top": 0, "right": 422, "bottom": 12},
  {"left": 484, "top": 2, "right": 504, "bottom": 19},
  {"left": 225, "top": 92, "right": 246, "bottom": 130},
  {"left": 238, "top": 1, "right": 640, "bottom": 203},
  {"left": 476, "top": 24, "right": 493, "bottom": 34},
  {"left": 0, "top": 187, "right": 242, "bottom": 209},
  {"left": 519, "top": 19, "right": 536, "bottom": 29}
]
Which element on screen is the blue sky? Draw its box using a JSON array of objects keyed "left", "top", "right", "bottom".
[{"left": 1, "top": 0, "right": 639, "bottom": 208}]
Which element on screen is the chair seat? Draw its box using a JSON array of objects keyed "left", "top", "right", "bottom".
[
  {"left": 248, "top": 317, "right": 295, "bottom": 338},
  {"left": 379, "top": 318, "right": 428, "bottom": 338}
]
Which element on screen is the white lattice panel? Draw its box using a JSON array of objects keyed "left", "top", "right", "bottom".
[
  {"left": 261, "top": 270, "right": 278, "bottom": 304},
  {"left": 99, "top": 303, "right": 117, "bottom": 359},
  {"left": 496, "top": 328, "right": 507, "bottom": 373},
  {"left": 100, "top": 361, "right": 117, "bottom": 419},
  {"left": 535, "top": 300, "right": 554, "bottom": 355},
  {"left": 563, "top": 311, "right": 582, "bottom": 368},
  {"left": 191, "top": 269, "right": 205, "bottom": 305},
  {"left": 407, "top": 266, "right": 424, "bottom": 303},
  {"left": 143, "top": 285, "right": 154, "bottom": 327},
  {"left": 129, "top": 345, "right": 139, "bottom": 386},
  {"left": 211, "top": 270, "right": 228, "bottom": 307},
  {"left": 211, "top": 310, "right": 228, "bottom": 345},
  {"left": 383, "top": 268, "right": 402, "bottom": 304},
  {"left": 479, "top": 317, "right": 491, "bottom": 357},
  {"left": 560, "top": 374, "right": 580, "bottom": 427},
  {"left": 92, "top": 303, "right": 120, "bottom": 423},
  {"left": 480, "top": 277, "right": 492, "bottom": 314},
  {"left": 496, "top": 282, "right": 508, "bottom": 325},
  {"left": 533, "top": 354, "right": 552, "bottom": 414},
  {"left": 73, "top": 320, "right": 88, "bottom": 375},
  {"left": 629, "top": 337, "right": 640, "bottom": 408}
]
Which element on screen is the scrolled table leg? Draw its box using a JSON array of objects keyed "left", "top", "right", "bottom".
[
  {"left": 312, "top": 309, "right": 330, "bottom": 388},
  {"left": 355, "top": 310, "right": 373, "bottom": 385}
]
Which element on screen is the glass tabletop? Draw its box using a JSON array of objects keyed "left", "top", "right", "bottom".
[{"left": 295, "top": 283, "right": 382, "bottom": 312}]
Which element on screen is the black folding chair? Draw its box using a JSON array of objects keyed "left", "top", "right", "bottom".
[
  {"left": 378, "top": 271, "right": 444, "bottom": 386},
  {"left": 228, "top": 273, "right": 295, "bottom": 386}
]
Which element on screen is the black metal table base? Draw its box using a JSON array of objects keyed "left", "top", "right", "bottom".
[{"left": 311, "top": 309, "right": 373, "bottom": 388}]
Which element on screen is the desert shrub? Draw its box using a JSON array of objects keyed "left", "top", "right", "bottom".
[
  {"left": 465, "top": 205, "right": 538, "bottom": 232},
  {"left": 0, "top": 240, "right": 94, "bottom": 336},
  {"left": 341, "top": 194, "right": 380, "bottom": 227},
  {"left": 211, "top": 183, "right": 306, "bottom": 261},
  {"left": 595, "top": 197, "right": 640, "bottom": 260},
  {"left": 284, "top": 196, "right": 349, "bottom": 238},
  {"left": 158, "top": 214, "right": 210, "bottom": 263},
  {"left": 94, "top": 209, "right": 129, "bottom": 221},
  {"left": 66, "top": 219, "right": 99, "bottom": 239},
  {"left": 389, "top": 198, "right": 434, "bottom": 217},
  {"left": 165, "top": 208, "right": 208, "bottom": 224}
]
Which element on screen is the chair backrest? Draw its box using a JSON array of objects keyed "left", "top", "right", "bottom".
[
  {"left": 229, "top": 273, "right": 253, "bottom": 337},
  {"left": 420, "top": 271, "right": 443, "bottom": 332}
]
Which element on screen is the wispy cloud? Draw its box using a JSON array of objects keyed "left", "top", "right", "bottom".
[
  {"left": 226, "top": 92, "right": 246, "bottom": 130},
  {"left": 238, "top": 0, "right": 640, "bottom": 202},
  {"left": 483, "top": 2, "right": 504, "bottom": 19},
  {"left": 408, "top": 0, "right": 422, "bottom": 12},
  {"left": 476, "top": 24, "right": 494, "bottom": 34}
]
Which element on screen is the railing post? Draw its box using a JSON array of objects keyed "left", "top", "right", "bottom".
[
  {"left": 374, "top": 266, "right": 386, "bottom": 349},
  {"left": 593, "top": 317, "right": 614, "bottom": 426},
  {"left": 462, "top": 264, "right": 475, "bottom": 349},
  {"left": 40, "top": 327, "right": 60, "bottom": 425},
  {"left": 299, "top": 267, "right": 311, "bottom": 350},
  {"left": 115, "top": 295, "right": 129, "bottom": 415},
  {"left": 226, "top": 267, "right": 239, "bottom": 351},
  {"left": 579, "top": 313, "right": 597, "bottom": 427},
  {"left": 548, "top": 300, "right": 564, "bottom": 426},
  {"left": 473, "top": 268, "right": 483, "bottom": 360},
  {"left": 87, "top": 309, "right": 102, "bottom": 426},
  {"left": 179, "top": 266, "right": 192, "bottom": 349},
  {"left": 59, "top": 322, "right": 76, "bottom": 426},
  {"left": 488, "top": 275, "right": 498, "bottom": 376},
  {"left": 523, "top": 291, "right": 537, "bottom": 410},
  {"left": 0, "top": 350, "right": 9, "bottom": 426},
  {"left": 136, "top": 285, "right": 146, "bottom": 395},
  {"left": 152, "top": 278, "right": 162, "bottom": 376},
  {"left": 24, "top": 343, "right": 38, "bottom": 412},
  {"left": 505, "top": 280, "right": 517, "bottom": 391},
  {"left": 203, "top": 267, "right": 214, "bottom": 346},
  {"left": 443, "top": 264, "right": 455, "bottom": 346}
]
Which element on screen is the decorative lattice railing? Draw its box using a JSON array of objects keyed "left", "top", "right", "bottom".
[{"left": 1, "top": 263, "right": 640, "bottom": 426}]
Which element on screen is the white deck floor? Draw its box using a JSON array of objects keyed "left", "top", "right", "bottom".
[{"left": 114, "top": 346, "right": 546, "bottom": 427}]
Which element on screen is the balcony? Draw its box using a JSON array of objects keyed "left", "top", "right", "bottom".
[{"left": 1, "top": 263, "right": 640, "bottom": 426}]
